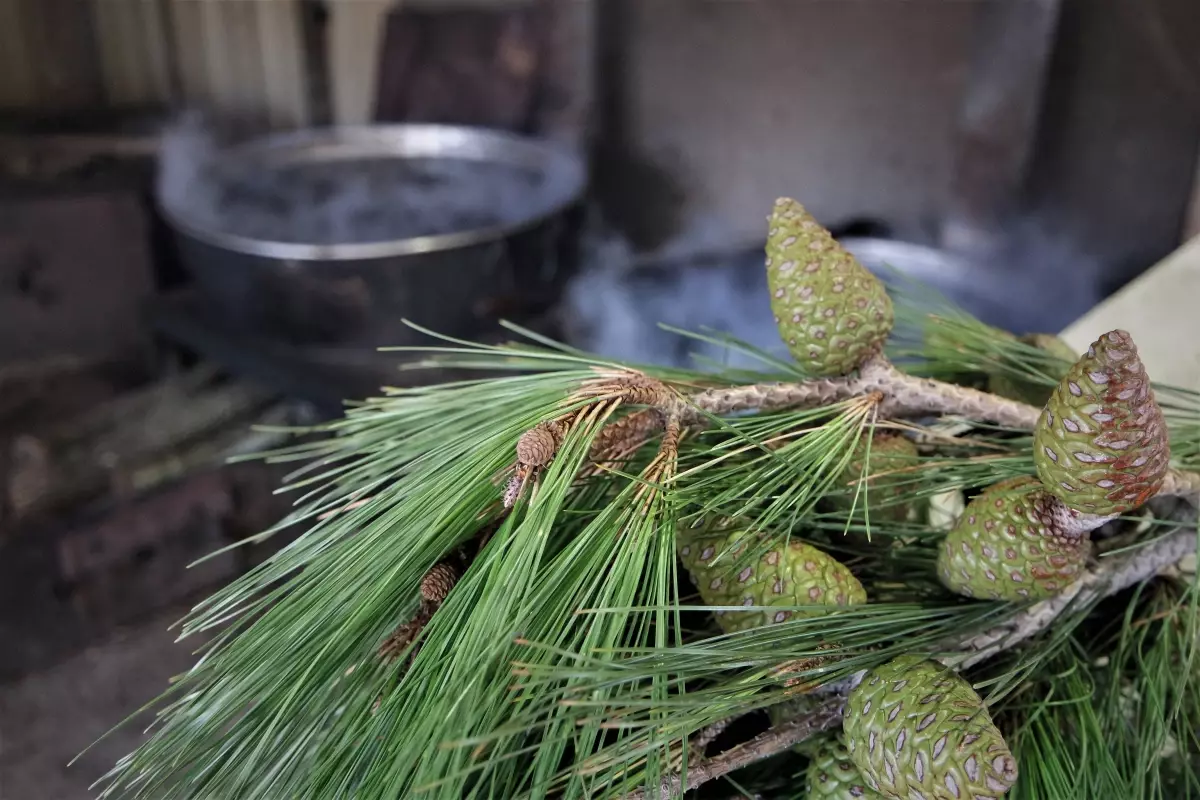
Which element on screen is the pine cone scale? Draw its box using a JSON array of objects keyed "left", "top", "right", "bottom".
[
  {"left": 678, "top": 517, "right": 866, "bottom": 634},
  {"left": 805, "top": 734, "right": 883, "bottom": 798}
]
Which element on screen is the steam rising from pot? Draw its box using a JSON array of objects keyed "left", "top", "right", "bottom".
[{"left": 155, "top": 114, "right": 576, "bottom": 248}]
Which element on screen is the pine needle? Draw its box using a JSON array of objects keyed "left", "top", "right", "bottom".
[{"left": 86, "top": 287, "right": 1200, "bottom": 800}]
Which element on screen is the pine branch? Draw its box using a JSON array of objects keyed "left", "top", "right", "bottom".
[
  {"left": 514, "top": 366, "right": 1200, "bottom": 525},
  {"left": 627, "top": 507, "right": 1198, "bottom": 799},
  {"left": 687, "top": 357, "right": 1040, "bottom": 429},
  {"left": 621, "top": 698, "right": 846, "bottom": 800},
  {"left": 950, "top": 505, "right": 1198, "bottom": 670},
  {"left": 94, "top": 194, "right": 1200, "bottom": 800},
  {"left": 502, "top": 359, "right": 1037, "bottom": 510}
]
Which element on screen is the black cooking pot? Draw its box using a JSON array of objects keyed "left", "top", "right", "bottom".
[{"left": 157, "top": 124, "right": 587, "bottom": 347}]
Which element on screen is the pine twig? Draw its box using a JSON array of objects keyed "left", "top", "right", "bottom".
[
  {"left": 686, "top": 357, "right": 1040, "bottom": 429},
  {"left": 507, "top": 361, "right": 1040, "bottom": 509},
  {"left": 1160, "top": 467, "right": 1200, "bottom": 500},
  {"left": 621, "top": 698, "right": 846, "bottom": 800},
  {"left": 378, "top": 559, "right": 461, "bottom": 664},
  {"left": 626, "top": 507, "right": 1199, "bottom": 799},
  {"left": 521, "top": 368, "right": 1200, "bottom": 519}
]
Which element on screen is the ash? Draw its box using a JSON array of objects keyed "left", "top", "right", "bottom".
[{"left": 157, "top": 114, "right": 566, "bottom": 246}]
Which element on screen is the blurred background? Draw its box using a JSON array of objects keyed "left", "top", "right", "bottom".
[{"left": 1, "top": 0, "right": 1198, "bottom": 796}]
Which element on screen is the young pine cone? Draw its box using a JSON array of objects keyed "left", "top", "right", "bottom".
[
  {"left": 937, "top": 476, "right": 1091, "bottom": 603},
  {"left": 844, "top": 655, "right": 1018, "bottom": 799},
  {"left": 420, "top": 561, "right": 460, "bottom": 606},
  {"left": 677, "top": 516, "right": 866, "bottom": 634},
  {"left": 805, "top": 734, "right": 884, "bottom": 799},
  {"left": 1034, "top": 329, "right": 1169, "bottom": 516},
  {"left": 765, "top": 198, "right": 894, "bottom": 377}
]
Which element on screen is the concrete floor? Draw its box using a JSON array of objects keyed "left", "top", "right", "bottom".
[{"left": 0, "top": 605, "right": 208, "bottom": 800}]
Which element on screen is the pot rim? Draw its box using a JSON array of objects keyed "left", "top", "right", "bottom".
[{"left": 157, "top": 123, "right": 587, "bottom": 262}]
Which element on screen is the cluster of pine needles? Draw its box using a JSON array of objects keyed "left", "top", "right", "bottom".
[{"left": 81, "top": 271, "right": 1200, "bottom": 800}]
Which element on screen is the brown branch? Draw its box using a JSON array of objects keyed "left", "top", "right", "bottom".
[
  {"left": 620, "top": 698, "right": 846, "bottom": 800},
  {"left": 506, "top": 359, "right": 1042, "bottom": 510},
  {"left": 812, "top": 504, "right": 1200, "bottom": 697},
  {"left": 687, "top": 357, "right": 1040, "bottom": 429},
  {"left": 689, "top": 718, "right": 733, "bottom": 756},
  {"left": 517, "top": 359, "right": 1039, "bottom": 485}
]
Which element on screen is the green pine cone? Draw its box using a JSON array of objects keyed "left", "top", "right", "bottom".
[
  {"left": 986, "top": 333, "right": 1077, "bottom": 405},
  {"left": 1034, "top": 329, "right": 1170, "bottom": 516},
  {"left": 844, "top": 655, "right": 1018, "bottom": 800},
  {"left": 937, "top": 476, "right": 1091, "bottom": 602},
  {"left": 677, "top": 516, "right": 867, "bottom": 634},
  {"left": 765, "top": 198, "right": 894, "bottom": 377},
  {"left": 829, "top": 433, "right": 921, "bottom": 524},
  {"left": 806, "top": 734, "right": 884, "bottom": 799}
]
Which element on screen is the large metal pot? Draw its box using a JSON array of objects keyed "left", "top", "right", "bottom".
[{"left": 158, "top": 124, "right": 587, "bottom": 347}]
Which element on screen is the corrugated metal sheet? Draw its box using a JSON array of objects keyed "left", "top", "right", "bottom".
[
  {"left": 166, "top": 0, "right": 312, "bottom": 128},
  {"left": 0, "top": 0, "right": 105, "bottom": 112},
  {"left": 0, "top": 0, "right": 312, "bottom": 129},
  {"left": 93, "top": 0, "right": 174, "bottom": 107}
]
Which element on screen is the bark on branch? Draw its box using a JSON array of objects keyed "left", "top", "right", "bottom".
[
  {"left": 620, "top": 698, "right": 846, "bottom": 800},
  {"left": 1160, "top": 467, "right": 1200, "bottom": 500},
  {"left": 686, "top": 358, "right": 1041, "bottom": 429}
]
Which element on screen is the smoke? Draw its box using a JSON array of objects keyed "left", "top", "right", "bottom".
[
  {"left": 155, "top": 110, "right": 220, "bottom": 224},
  {"left": 155, "top": 112, "right": 1105, "bottom": 364},
  {"left": 154, "top": 113, "right": 580, "bottom": 246},
  {"left": 965, "top": 215, "right": 1107, "bottom": 334},
  {"left": 562, "top": 214, "right": 787, "bottom": 371},
  {"left": 563, "top": 210, "right": 1107, "bottom": 371}
]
